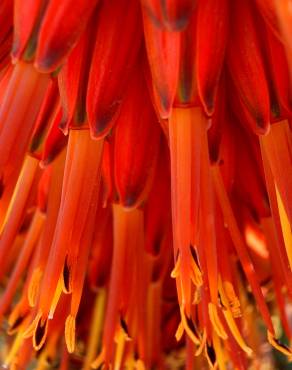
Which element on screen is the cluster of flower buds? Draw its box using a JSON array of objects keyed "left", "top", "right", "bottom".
[{"left": 0, "top": 0, "right": 291, "bottom": 369}]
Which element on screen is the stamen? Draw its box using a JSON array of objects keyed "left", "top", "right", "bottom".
[
  {"left": 175, "top": 321, "right": 184, "bottom": 342},
  {"left": 222, "top": 309, "right": 253, "bottom": 357},
  {"left": 91, "top": 348, "right": 105, "bottom": 370},
  {"left": 208, "top": 303, "right": 228, "bottom": 340},
  {"left": 48, "top": 276, "right": 63, "bottom": 319},
  {"left": 65, "top": 314, "right": 75, "bottom": 354},
  {"left": 195, "top": 329, "right": 206, "bottom": 357},
  {"left": 28, "top": 267, "right": 43, "bottom": 307},
  {"left": 179, "top": 307, "right": 200, "bottom": 345},
  {"left": 276, "top": 186, "right": 292, "bottom": 267},
  {"left": 212, "top": 165, "right": 275, "bottom": 334},
  {"left": 267, "top": 331, "right": 292, "bottom": 357}
]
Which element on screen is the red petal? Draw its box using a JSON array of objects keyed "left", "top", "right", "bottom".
[
  {"left": 0, "top": 0, "right": 13, "bottom": 42},
  {"left": 35, "top": 0, "right": 99, "bottom": 72},
  {"left": 208, "top": 76, "right": 227, "bottom": 163},
  {"left": 142, "top": 9, "right": 180, "bottom": 118},
  {"left": 144, "top": 138, "right": 171, "bottom": 255},
  {"left": 175, "top": 13, "right": 199, "bottom": 107},
  {"left": 0, "top": 0, "right": 13, "bottom": 70},
  {"left": 255, "top": 0, "right": 282, "bottom": 40},
  {"left": 227, "top": 0, "right": 270, "bottom": 134},
  {"left": 58, "top": 17, "right": 96, "bottom": 131},
  {"left": 233, "top": 126, "right": 270, "bottom": 218},
  {"left": 29, "top": 79, "right": 60, "bottom": 159},
  {"left": 196, "top": 0, "right": 229, "bottom": 115},
  {"left": 114, "top": 69, "right": 161, "bottom": 208},
  {"left": 41, "top": 109, "right": 68, "bottom": 167},
  {"left": 265, "top": 26, "right": 292, "bottom": 120},
  {"left": 12, "top": 0, "right": 47, "bottom": 60},
  {"left": 86, "top": 0, "right": 143, "bottom": 138}
]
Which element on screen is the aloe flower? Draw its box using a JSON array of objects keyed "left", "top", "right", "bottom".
[{"left": 0, "top": 0, "right": 291, "bottom": 369}]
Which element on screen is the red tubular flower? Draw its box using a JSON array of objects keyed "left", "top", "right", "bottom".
[
  {"left": 0, "top": 1, "right": 292, "bottom": 369},
  {"left": 113, "top": 66, "right": 161, "bottom": 208}
]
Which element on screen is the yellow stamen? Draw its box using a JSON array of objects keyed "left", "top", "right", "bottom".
[
  {"left": 222, "top": 309, "right": 253, "bottom": 357},
  {"left": 114, "top": 330, "right": 126, "bottom": 370},
  {"left": 170, "top": 254, "right": 181, "bottom": 278},
  {"left": 91, "top": 348, "right": 105, "bottom": 369},
  {"left": 267, "top": 331, "right": 292, "bottom": 357},
  {"left": 208, "top": 303, "right": 228, "bottom": 340},
  {"left": 65, "top": 314, "right": 76, "bottom": 354},
  {"left": 175, "top": 321, "right": 184, "bottom": 342},
  {"left": 135, "top": 359, "right": 146, "bottom": 370},
  {"left": 28, "top": 267, "right": 43, "bottom": 307},
  {"left": 193, "top": 288, "right": 201, "bottom": 305},
  {"left": 48, "top": 275, "right": 63, "bottom": 319},
  {"left": 276, "top": 186, "right": 292, "bottom": 267},
  {"left": 219, "top": 277, "right": 241, "bottom": 319},
  {"left": 23, "top": 311, "right": 43, "bottom": 339},
  {"left": 212, "top": 332, "right": 227, "bottom": 370},
  {"left": 190, "top": 257, "right": 203, "bottom": 287},
  {"left": 195, "top": 329, "right": 206, "bottom": 356},
  {"left": 180, "top": 307, "right": 200, "bottom": 345}
]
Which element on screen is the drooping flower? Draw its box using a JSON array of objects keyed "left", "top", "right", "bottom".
[{"left": 0, "top": 1, "right": 291, "bottom": 369}]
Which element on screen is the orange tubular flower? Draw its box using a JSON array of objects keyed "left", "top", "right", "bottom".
[{"left": 0, "top": 1, "right": 292, "bottom": 369}]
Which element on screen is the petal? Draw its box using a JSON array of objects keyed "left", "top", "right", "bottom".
[
  {"left": 35, "top": 0, "right": 99, "bottom": 72},
  {"left": 227, "top": 0, "right": 270, "bottom": 135},
  {"left": 196, "top": 0, "right": 229, "bottom": 115},
  {"left": 58, "top": 17, "right": 96, "bottom": 131},
  {"left": 12, "top": 0, "right": 47, "bottom": 60},
  {"left": 142, "top": 8, "right": 180, "bottom": 118},
  {"left": 265, "top": 27, "right": 292, "bottom": 120},
  {"left": 144, "top": 139, "right": 171, "bottom": 255},
  {"left": 114, "top": 69, "right": 161, "bottom": 208},
  {"left": 255, "top": 0, "right": 281, "bottom": 40},
  {"left": 86, "top": 0, "right": 143, "bottom": 139}
]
